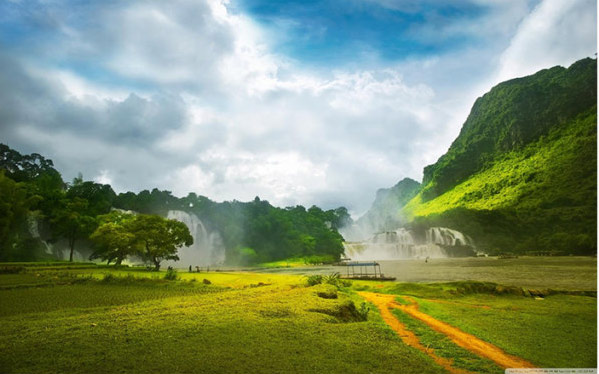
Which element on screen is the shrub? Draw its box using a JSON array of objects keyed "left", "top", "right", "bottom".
[
  {"left": 357, "top": 302, "right": 370, "bottom": 321},
  {"left": 164, "top": 268, "right": 179, "bottom": 281},
  {"left": 306, "top": 273, "right": 352, "bottom": 288},
  {"left": 322, "top": 273, "right": 340, "bottom": 285},
  {"left": 305, "top": 275, "right": 323, "bottom": 286},
  {"left": 316, "top": 285, "right": 338, "bottom": 299}
]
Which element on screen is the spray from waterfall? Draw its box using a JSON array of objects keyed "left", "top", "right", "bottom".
[
  {"left": 165, "top": 210, "right": 225, "bottom": 267},
  {"left": 344, "top": 227, "right": 475, "bottom": 260}
]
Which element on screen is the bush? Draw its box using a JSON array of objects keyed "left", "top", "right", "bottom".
[
  {"left": 357, "top": 302, "right": 370, "bottom": 321},
  {"left": 305, "top": 275, "right": 323, "bottom": 286},
  {"left": 324, "top": 273, "right": 352, "bottom": 288},
  {"left": 322, "top": 273, "right": 340, "bottom": 285},
  {"left": 306, "top": 273, "right": 352, "bottom": 288},
  {"left": 316, "top": 285, "right": 338, "bottom": 299},
  {"left": 164, "top": 268, "right": 179, "bottom": 281}
]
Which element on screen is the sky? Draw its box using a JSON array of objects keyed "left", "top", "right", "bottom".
[{"left": 0, "top": 0, "right": 596, "bottom": 217}]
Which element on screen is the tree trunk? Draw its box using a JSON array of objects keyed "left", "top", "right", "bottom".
[
  {"left": 69, "top": 238, "right": 75, "bottom": 262},
  {"left": 153, "top": 258, "right": 161, "bottom": 271},
  {"left": 115, "top": 258, "right": 123, "bottom": 266}
]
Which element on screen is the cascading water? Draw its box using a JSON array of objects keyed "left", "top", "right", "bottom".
[
  {"left": 166, "top": 210, "right": 225, "bottom": 267},
  {"left": 426, "top": 227, "right": 473, "bottom": 246},
  {"left": 343, "top": 226, "right": 475, "bottom": 260},
  {"left": 27, "top": 215, "right": 54, "bottom": 255}
]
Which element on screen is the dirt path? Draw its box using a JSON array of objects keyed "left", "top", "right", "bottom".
[
  {"left": 360, "top": 292, "right": 474, "bottom": 374},
  {"left": 359, "top": 292, "right": 536, "bottom": 371}
]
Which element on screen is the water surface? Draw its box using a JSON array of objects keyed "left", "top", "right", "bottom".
[{"left": 251, "top": 256, "right": 597, "bottom": 290}]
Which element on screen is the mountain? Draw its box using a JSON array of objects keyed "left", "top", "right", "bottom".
[
  {"left": 420, "top": 58, "right": 597, "bottom": 201},
  {"left": 365, "top": 58, "right": 597, "bottom": 255},
  {"left": 355, "top": 178, "right": 420, "bottom": 234}
]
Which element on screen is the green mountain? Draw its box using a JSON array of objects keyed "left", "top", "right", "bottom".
[
  {"left": 356, "top": 178, "right": 420, "bottom": 233},
  {"left": 402, "top": 58, "right": 597, "bottom": 255}
]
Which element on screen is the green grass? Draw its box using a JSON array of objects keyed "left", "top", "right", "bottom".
[
  {"left": 0, "top": 268, "right": 445, "bottom": 374},
  {"left": 1, "top": 268, "right": 595, "bottom": 373},
  {"left": 391, "top": 308, "right": 503, "bottom": 374},
  {"left": 257, "top": 258, "right": 312, "bottom": 268},
  {"left": 258, "top": 255, "right": 337, "bottom": 268},
  {"left": 352, "top": 280, "right": 597, "bottom": 368},
  {"left": 414, "top": 294, "right": 597, "bottom": 368}
]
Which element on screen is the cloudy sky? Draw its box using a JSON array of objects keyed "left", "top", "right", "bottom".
[{"left": 0, "top": 0, "right": 596, "bottom": 216}]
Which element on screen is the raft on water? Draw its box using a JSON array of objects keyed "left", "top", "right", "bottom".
[{"left": 334, "top": 260, "right": 396, "bottom": 281}]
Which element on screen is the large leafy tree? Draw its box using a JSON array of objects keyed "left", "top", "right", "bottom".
[
  {"left": 131, "top": 214, "right": 193, "bottom": 270},
  {"left": 51, "top": 198, "right": 97, "bottom": 262},
  {"left": 89, "top": 211, "right": 138, "bottom": 265}
]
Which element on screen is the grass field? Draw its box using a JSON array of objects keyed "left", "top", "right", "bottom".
[{"left": 0, "top": 263, "right": 596, "bottom": 373}]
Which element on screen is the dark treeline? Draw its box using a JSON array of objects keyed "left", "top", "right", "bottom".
[
  {"left": 113, "top": 191, "right": 351, "bottom": 265},
  {"left": 0, "top": 143, "right": 351, "bottom": 264}
]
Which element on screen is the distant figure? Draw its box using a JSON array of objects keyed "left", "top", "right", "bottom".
[
  {"left": 188, "top": 265, "right": 192, "bottom": 273},
  {"left": 167, "top": 266, "right": 173, "bottom": 271},
  {"left": 196, "top": 266, "right": 201, "bottom": 273},
  {"left": 425, "top": 256, "right": 430, "bottom": 263}
]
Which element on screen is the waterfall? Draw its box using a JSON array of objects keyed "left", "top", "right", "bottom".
[
  {"left": 426, "top": 227, "right": 473, "bottom": 246},
  {"left": 27, "top": 215, "right": 53, "bottom": 255},
  {"left": 343, "top": 226, "right": 475, "bottom": 260},
  {"left": 166, "top": 210, "right": 225, "bottom": 267}
]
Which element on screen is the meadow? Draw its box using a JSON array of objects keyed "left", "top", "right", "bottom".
[{"left": 0, "top": 262, "right": 596, "bottom": 373}]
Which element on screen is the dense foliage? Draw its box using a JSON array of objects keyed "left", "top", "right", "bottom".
[
  {"left": 401, "top": 58, "right": 597, "bottom": 254},
  {"left": 421, "top": 58, "right": 596, "bottom": 200},
  {"left": 0, "top": 144, "right": 348, "bottom": 264},
  {"left": 113, "top": 193, "right": 349, "bottom": 264}
]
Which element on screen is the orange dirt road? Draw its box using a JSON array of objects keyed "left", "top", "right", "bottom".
[{"left": 359, "top": 292, "right": 536, "bottom": 371}]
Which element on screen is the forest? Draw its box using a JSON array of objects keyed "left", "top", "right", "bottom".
[{"left": 0, "top": 143, "right": 350, "bottom": 264}]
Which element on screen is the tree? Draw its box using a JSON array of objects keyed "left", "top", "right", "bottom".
[
  {"left": 130, "top": 214, "right": 193, "bottom": 270},
  {"left": 0, "top": 143, "right": 61, "bottom": 183},
  {"left": 0, "top": 172, "right": 40, "bottom": 260},
  {"left": 51, "top": 197, "right": 97, "bottom": 262},
  {"left": 89, "top": 211, "right": 138, "bottom": 265},
  {"left": 67, "top": 181, "right": 116, "bottom": 217}
]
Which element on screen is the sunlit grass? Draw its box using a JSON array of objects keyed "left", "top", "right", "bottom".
[
  {"left": 353, "top": 280, "right": 597, "bottom": 369},
  {"left": 0, "top": 268, "right": 445, "bottom": 374}
]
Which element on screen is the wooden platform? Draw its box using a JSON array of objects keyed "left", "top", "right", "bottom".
[
  {"left": 335, "top": 261, "right": 395, "bottom": 281},
  {"left": 340, "top": 275, "right": 396, "bottom": 281}
]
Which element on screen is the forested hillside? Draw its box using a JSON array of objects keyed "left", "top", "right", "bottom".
[{"left": 401, "top": 58, "right": 597, "bottom": 254}]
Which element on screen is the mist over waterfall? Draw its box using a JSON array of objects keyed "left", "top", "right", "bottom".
[
  {"left": 427, "top": 227, "right": 473, "bottom": 247},
  {"left": 166, "top": 210, "right": 225, "bottom": 267},
  {"left": 344, "top": 227, "right": 476, "bottom": 260}
]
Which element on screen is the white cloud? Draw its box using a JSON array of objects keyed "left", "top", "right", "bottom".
[
  {"left": 1, "top": 0, "right": 596, "bottom": 217},
  {"left": 496, "top": 0, "right": 597, "bottom": 82}
]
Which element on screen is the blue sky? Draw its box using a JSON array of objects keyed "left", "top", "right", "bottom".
[
  {"left": 233, "top": 0, "right": 489, "bottom": 65},
  {"left": 0, "top": 0, "right": 596, "bottom": 215}
]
